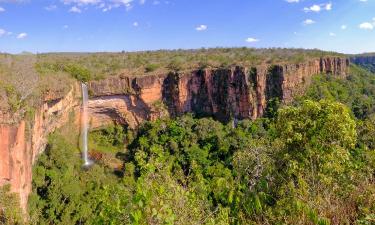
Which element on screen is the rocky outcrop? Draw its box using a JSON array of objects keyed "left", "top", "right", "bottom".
[
  {"left": 351, "top": 55, "right": 375, "bottom": 64},
  {"left": 0, "top": 56, "right": 349, "bottom": 214},
  {"left": 0, "top": 84, "right": 81, "bottom": 212},
  {"left": 351, "top": 55, "right": 375, "bottom": 73},
  {"left": 88, "top": 57, "right": 349, "bottom": 127}
]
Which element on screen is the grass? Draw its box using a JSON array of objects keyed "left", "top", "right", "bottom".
[{"left": 34, "top": 48, "right": 343, "bottom": 78}]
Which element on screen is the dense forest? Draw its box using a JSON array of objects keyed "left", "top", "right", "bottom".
[{"left": 1, "top": 64, "right": 375, "bottom": 224}]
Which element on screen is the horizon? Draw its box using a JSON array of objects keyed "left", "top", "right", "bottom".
[
  {"left": 1, "top": 47, "right": 374, "bottom": 55},
  {"left": 0, "top": 0, "right": 375, "bottom": 54}
]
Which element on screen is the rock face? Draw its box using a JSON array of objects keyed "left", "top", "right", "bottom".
[
  {"left": 88, "top": 57, "right": 349, "bottom": 127},
  {"left": 0, "top": 56, "right": 349, "bottom": 214},
  {"left": 351, "top": 55, "right": 375, "bottom": 73},
  {"left": 0, "top": 84, "right": 81, "bottom": 212}
]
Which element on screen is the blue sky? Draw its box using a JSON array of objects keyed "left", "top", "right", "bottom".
[{"left": 0, "top": 0, "right": 374, "bottom": 54}]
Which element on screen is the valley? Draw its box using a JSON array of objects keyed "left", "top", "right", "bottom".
[{"left": 0, "top": 49, "right": 374, "bottom": 224}]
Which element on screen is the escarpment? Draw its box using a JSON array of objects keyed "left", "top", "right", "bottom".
[
  {"left": 351, "top": 55, "right": 375, "bottom": 73},
  {"left": 0, "top": 56, "right": 349, "bottom": 214},
  {"left": 88, "top": 57, "right": 349, "bottom": 127},
  {"left": 0, "top": 84, "right": 81, "bottom": 211}
]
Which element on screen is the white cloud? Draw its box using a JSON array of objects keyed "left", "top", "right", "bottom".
[
  {"left": 101, "top": 0, "right": 134, "bottom": 12},
  {"left": 0, "top": 7, "right": 4, "bottom": 12},
  {"left": 196, "top": 25, "right": 207, "bottom": 31},
  {"left": 359, "top": 0, "right": 367, "bottom": 2},
  {"left": 0, "top": 29, "right": 6, "bottom": 37},
  {"left": 303, "top": 19, "right": 315, "bottom": 25},
  {"left": 341, "top": 25, "right": 347, "bottom": 30},
  {"left": 133, "top": 21, "right": 139, "bottom": 27},
  {"left": 45, "top": 5, "right": 57, "bottom": 11},
  {"left": 285, "top": 0, "right": 299, "bottom": 3},
  {"left": 329, "top": 32, "right": 336, "bottom": 36},
  {"left": 17, "top": 32, "right": 27, "bottom": 39},
  {"left": 0, "top": 29, "right": 12, "bottom": 37},
  {"left": 0, "top": 0, "right": 28, "bottom": 2},
  {"left": 62, "top": 0, "right": 102, "bottom": 5},
  {"left": 325, "top": 2, "right": 332, "bottom": 10},
  {"left": 359, "top": 22, "right": 374, "bottom": 30},
  {"left": 69, "top": 6, "right": 81, "bottom": 13},
  {"left": 304, "top": 3, "right": 332, "bottom": 13},
  {"left": 245, "top": 37, "right": 259, "bottom": 43},
  {"left": 62, "top": 0, "right": 135, "bottom": 12},
  {"left": 304, "top": 4, "right": 321, "bottom": 12}
]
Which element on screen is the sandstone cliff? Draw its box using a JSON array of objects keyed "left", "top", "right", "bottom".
[
  {"left": 88, "top": 57, "right": 349, "bottom": 128},
  {"left": 0, "top": 84, "right": 81, "bottom": 211},
  {"left": 351, "top": 55, "right": 375, "bottom": 72},
  {"left": 0, "top": 56, "right": 349, "bottom": 214}
]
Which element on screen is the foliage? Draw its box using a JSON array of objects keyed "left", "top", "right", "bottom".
[
  {"left": 63, "top": 64, "right": 91, "bottom": 82},
  {"left": 299, "top": 65, "right": 375, "bottom": 119},
  {"left": 30, "top": 103, "right": 375, "bottom": 224},
  {"left": 32, "top": 48, "right": 343, "bottom": 79},
  {"left": 145, "top": 63, "right": 160, "bottom": 73},
  {"left": 268, "top": 100, "right": 357, "bottom": 224},
  {"left": 28, "top": 64, "right": 375, "bottom": 224},
  {"left": 88, "top": 125, "right": 126, "bottom": 153},
  {"left": 28, "top": 132, "right": 125, "bottom": 224},
  {"left": 0, "top": 185, "right": 23, "bottom": 225}
]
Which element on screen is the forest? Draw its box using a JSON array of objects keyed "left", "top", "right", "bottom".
[{"left": 1, "top": 64, "right": 375, "bottom": 225}]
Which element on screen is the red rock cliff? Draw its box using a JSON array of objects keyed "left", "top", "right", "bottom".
[
  {"left": 88, "top": 57, "right": 349, "bottom": 127},
  {"left": 0, "top": 84, "right": 81, "bottom": 212},
  {"left": 0, "top": 56, "right": 349, "bottom": 213}
]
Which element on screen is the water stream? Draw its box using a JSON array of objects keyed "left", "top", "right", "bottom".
[{"left": 81, "top": 83, "right": 93, "bottom": 167}]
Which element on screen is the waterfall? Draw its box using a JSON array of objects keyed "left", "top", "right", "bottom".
[{"left": 81, "top": 83, "right": 92, "bottom": 167}]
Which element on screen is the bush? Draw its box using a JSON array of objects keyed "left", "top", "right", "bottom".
[
  {"left": 0, "top": 185, "right": 23, "bottom": 224},
  {"left": 63, "top": 64, "right": 91, "bottom": 82},
  {"left": 145, "top": 63, "right": 159, "bottom": 73}
]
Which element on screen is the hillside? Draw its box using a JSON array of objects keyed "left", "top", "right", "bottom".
[{"left": 0, "top": 49, "right": 374, "bottom": 225}]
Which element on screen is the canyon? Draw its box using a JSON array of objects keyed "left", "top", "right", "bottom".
[
  {"left": 351, "top": 55, "right": 375, "bottom": 73},
  {"left": 0, "top": 56, "right": 349, "bottom": 213}
]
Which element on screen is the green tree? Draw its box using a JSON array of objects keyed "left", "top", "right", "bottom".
[
  {"left": 0, "top": 185, "right": 23, "bottom": 225},
  {"left": 269, "top": 100, "right": 357, "bottom": 224}
]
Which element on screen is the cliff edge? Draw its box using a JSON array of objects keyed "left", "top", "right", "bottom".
[{"left": 0, "top": 56, "right": 349, "bottom": 213}]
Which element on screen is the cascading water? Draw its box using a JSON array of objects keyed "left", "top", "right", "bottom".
[{"left": 81, "top": 83, "right": 92, "bottom": 167}]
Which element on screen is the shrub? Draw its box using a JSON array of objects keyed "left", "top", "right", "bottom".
[
  {"left": 63, "top": 64, "right": 91, "bottom": 82},
  {"left": 145, "top": 63, "right": 160, "bottom": 73}
]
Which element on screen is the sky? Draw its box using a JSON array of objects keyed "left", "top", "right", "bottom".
[{"left": 0, "top": 0, "right": 374, "bottom": 54}]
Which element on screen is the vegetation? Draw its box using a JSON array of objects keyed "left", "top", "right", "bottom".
[
  {"left": 27, "top": 99, "right": 375, "bottom": 224},
  {"left": 0, "top": 185, "right": 23, "bottom": 224},
  {"left": 0, "top": 48, "right": 344, "bottom": 117},
  {"left": 1, "top": 52, "right": 374, "bottom": 224},
  {"left": 297, "top": 65, "right": 375, "bottom": 119},
  {"left": 27, "top": 64, "right": 375, "bottom": 224},
  {"left": 34, "top": 48, "right": 343, "bottom": 77},
  {"left": 0, "top": 54, "right": 74, "bottom": 114}
]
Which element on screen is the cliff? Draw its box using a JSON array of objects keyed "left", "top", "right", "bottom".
[
  {"left": 0, "top": 56, "right": 349, "bottom": 214},
  {"left": 88, "top": 57, "right": 349, "bottom": 128},
  {"left": 0, "top": 84, "right": 81, "bottom": 211},
  {"left": 351, "top": 55, "right": 375, "bottom": 73}
]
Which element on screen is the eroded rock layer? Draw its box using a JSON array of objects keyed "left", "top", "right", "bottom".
[
  {"left": 88, "top": 57, "right": 349, "bottom": 127},
  {"left": 0, "top": 56, "right": 349, "bottom": 213},
  {"left": 351, "top": 56, "right": 375, "bottom": 73},
  {"left": 0, "top": 84, "right": 81, "bottom": 211}
]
